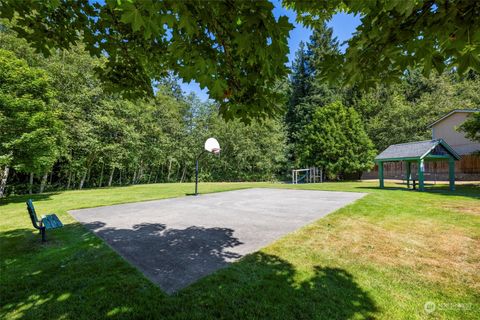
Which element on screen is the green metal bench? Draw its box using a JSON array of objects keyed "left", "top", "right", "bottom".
[{"left": 26, "top": 199, "right": 63, "bottom": 242}]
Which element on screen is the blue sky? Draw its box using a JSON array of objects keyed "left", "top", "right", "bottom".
[{"left": 179, "top": 2, "right": 360, "bottom": 101}]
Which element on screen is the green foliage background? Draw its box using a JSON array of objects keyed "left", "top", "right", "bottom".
[
  {"left": 0, "top": 29, "right": 286, "bottom": 196},
  {"left": 1, "top": 20, "right": 479, "bottom": 196},
  {"left": 0, "top": 49, "right": 62, "bottom": 181},
  {"left": 285, "top": 23, "right": 480, "bottom": 179},
  {"left": 298, "top": 101, "right": 375, "bottom": 179},
  {"left": 459, "top": 112, "right": 480, "bottom": 144}
]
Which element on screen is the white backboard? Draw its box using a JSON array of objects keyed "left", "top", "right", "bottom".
[{"left": 204, "top": 138, "right": 220, "bottom": 153}]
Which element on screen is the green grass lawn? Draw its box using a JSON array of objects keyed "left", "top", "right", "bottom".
[{"left": 1, "top": 181, "right": 479, "bottom": 319}]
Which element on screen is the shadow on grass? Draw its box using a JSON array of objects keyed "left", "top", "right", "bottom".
[
  {"left": 0, "top": 192, "right": 60, "bottom": 205},
  {"left": 0, "top": 224, "right": 377, "bottom": 319},
  {"left": 175, "top": 252, "right": 378, "bottom": 319}
]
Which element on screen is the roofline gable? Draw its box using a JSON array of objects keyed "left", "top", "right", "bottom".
[
  {"left": 420, "top": 141, "right": 440, "bottom": 159},
  {"left": 419, "top": 139, "right": 460, "bottom": 160},
  {"left": 428, "top": 109, "right": 480, "bottom": 128}
]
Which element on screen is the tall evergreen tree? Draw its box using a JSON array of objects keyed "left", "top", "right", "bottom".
[
  {"left": 307, "top": 23, "right": 340, "bottom": 79},
  {"left": 285, "top": 23, "right": 341, "bottom": 167},
  {"left": 285, "top": 42, "right": 312, "bottom": 143},
  {"left": 304, "top": 23, "right": 341, "bottom": 112}
]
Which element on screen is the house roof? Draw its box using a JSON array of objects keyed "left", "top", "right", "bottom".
[
  {"left": 375, "top": 139, "right": 461, "bottom": 161},
  {"left": 428, "top": 109, "right": 480, "bottom": 128}
]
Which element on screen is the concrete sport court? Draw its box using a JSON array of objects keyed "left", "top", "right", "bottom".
[{"left": 69, "top": 188, "right": 365, "bottom": 293}]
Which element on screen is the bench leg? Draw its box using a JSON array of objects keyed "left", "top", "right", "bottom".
[{"left": 41, "top": 228, "right": 46, "bottom": 242}]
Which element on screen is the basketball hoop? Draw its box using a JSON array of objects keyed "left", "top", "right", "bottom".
[
  {"left": 195, "top": 138, "right": 221, "bottom": 195},
  {"left": 204, "top": 138, "right": 220, "bottom": 154}
]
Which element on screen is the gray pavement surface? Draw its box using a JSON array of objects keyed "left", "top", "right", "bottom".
[{"left": 69, "top": 188, "right": 365, "bottom": 293}]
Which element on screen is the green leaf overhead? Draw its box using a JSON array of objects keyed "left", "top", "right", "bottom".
[
  {"left": 120, "top": 3, "right": 145, "bottom": 32},
  {"left": 0, "top": 0, "right": 292, "bottom": 120},
  {"left": 1, "top": 0, "right": 479, "bottom": 119},
  {"left": 284, "top": 0, "right": 480, "bottom": 88}
]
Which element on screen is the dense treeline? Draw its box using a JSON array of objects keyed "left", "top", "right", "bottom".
[
  {"left": 286, "top": 23, "right": 480, "bottom": 179},
  {"left": 1, "top": 23, "right": 479, "bottom": 197},
  {"left": 0, "top": 29, "right": 286, "bottom": 197},
  {"left": 285, "top": 24, "right": 377, "bottom": 179}
]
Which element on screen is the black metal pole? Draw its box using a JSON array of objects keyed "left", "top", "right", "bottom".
[
  {"left": 195, "top": 158, "right": 199, "bottom": 195},
  {"left": 194, "top": 150, "right": 205, "bottom": 196}
]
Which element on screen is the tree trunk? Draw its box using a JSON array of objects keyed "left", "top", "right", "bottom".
[
  {"left": 66, "top": 170, "right": 72, "bottom": 189},
  {"left": 85, "top": 164, "right": 92, "bottom": 188},
  {"left": 79, "top": 170, "right": 87, "bottom": 190},
  {"left": 175, "top": 164, "right": 180, "bottom": 182},
  {"left": 72, "top": 171, "right": 77, "bottom": 189},
  {"left": 119, "top": 169, "right": 122, "bottom": 185},
  {"left": 138, "top": 163, "right": 144, "bottom": 183},
  {"left": 39, "top": 172, "right": 48, "bottom": 193},
  {"left": 29, "top": 173, "right": 34, "bottom": 194},
  {"left": 132, "top": 168, "right": 137, "bottom": 185},
  {"left": 0, "top": 166, "right": 10, "bottom": 198},
  {"left": 99, "top": 162, "right": 104, "bottom": 187},
  {"left": 180, "top": 164, "right": 187, "bottom": 183},
  {"left": 167, "top": 159, "right": 173, "bottom": 182},
  {"left": 108, "top": 166, "right": 115, "bottom": 187}
]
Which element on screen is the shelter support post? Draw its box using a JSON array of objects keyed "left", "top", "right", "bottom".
[
  {"left": 418, "top": 159, "right": 425, "bottom": 191},
  {"left": 406, "top": 161, "right": 411, "bottom": 188},
  {"left": 449, "top": 158, "right": 455, "bottom": 191},
  {"left": 378, "top": 161, "right": 384, "bottom": 188}
]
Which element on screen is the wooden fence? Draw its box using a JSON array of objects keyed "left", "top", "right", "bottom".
[{"left": 362, "top": 155, "right": 480, "bottom": 181}]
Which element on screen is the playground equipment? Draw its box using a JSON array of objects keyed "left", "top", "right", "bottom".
[{"left": 292, "top": 167, "right": 322, "bottom": 184}]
